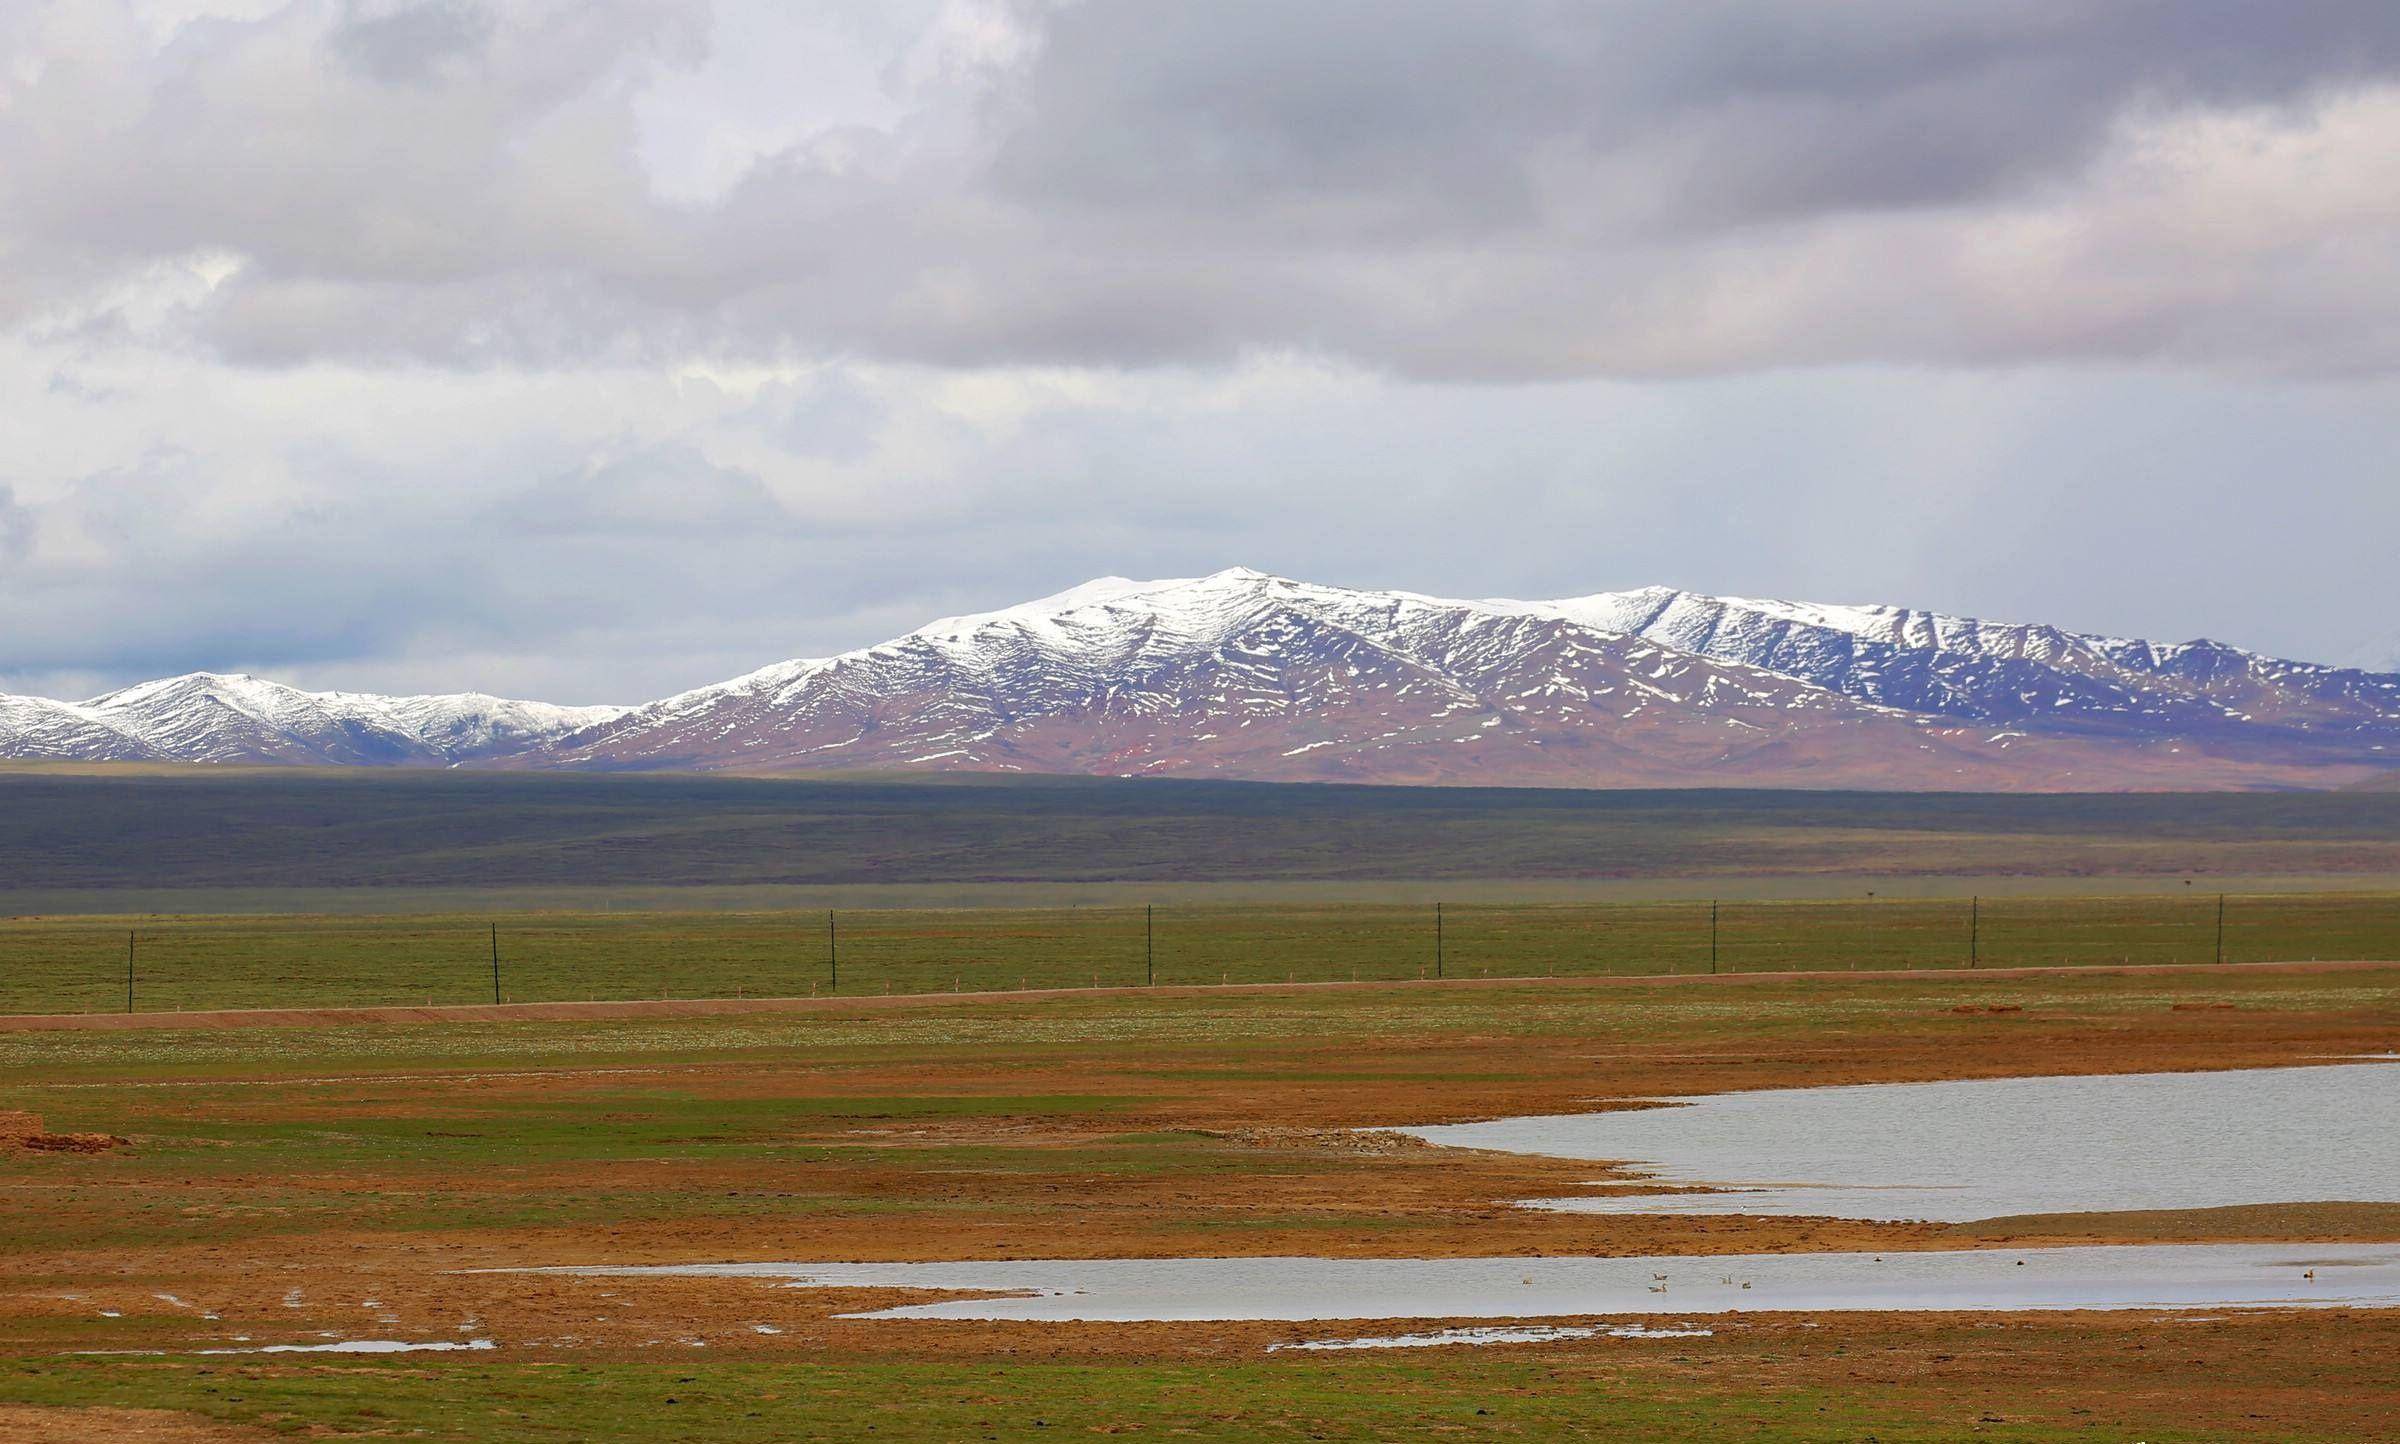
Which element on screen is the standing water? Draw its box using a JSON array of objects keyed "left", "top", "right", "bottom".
[
  {"left": 525, "top": 1245, "right": 2400, "bottom": 1321},
  {"left": 1401, "top": 1061, "right": 2400, "bottom": 1222}
]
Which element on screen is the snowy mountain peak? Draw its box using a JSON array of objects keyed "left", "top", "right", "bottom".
[
  {"left": 909, "top": 573, "right": 1201, "bottom": 644},
  {"left": 1549, "top": 587, "right": 1994, "bottom": 649},
  {"left": 895, "top": 568, "right": 1408, "bottom": 666},
  {"left": 88, "top": 671, "right": 275, "bottom": 708}
]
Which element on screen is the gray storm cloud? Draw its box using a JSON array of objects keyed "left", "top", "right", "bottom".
[{"left": 6, "top": 1, "right": 2400, "bottom": 377}]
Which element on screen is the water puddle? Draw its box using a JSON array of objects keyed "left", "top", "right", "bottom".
[
  {"left": 219, "top": 1338, "right": 497, "bottom": 1355},
  {"left": 524, "top": 1244, "right": 2400, "bottom": 1322},
  {"left": 1402, "top": 1061, "right": 2400, "bottom": 1222},
  {"left": 82, "top": 1339, "right": 496, "bottom": 1357},
  {"left": 1269, "top": 1323, "right": 1712, "bottom": 1351}
]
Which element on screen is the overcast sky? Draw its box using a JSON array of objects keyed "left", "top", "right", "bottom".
[{"left": 5, "top": 0, "right": 2399, "bottom": 703}]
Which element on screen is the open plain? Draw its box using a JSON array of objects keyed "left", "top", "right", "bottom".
[
  {"left": 3, "top": 960, "right": 2396, "bottom": 1442},
  {"left": 5, "top": 773, "right": 2398, "bottom": 1439}
]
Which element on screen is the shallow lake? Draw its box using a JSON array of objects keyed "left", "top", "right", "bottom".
[
  {"left": 539, "top": 1244, "right": 2400, "bottom": 1322},
  {"left": 513, "top": 1062, "right": 2400, "bottom": 1325},
  {"left": 1401, "top": 1061, "right": 2400, "bottom": 1222}
]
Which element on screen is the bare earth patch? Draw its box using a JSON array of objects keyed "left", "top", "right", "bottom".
[
  {"left": 0, "top": 1404, "right": 269, "bottom": 1442},
  {"left": 0, "top": 1110, "right": 125, "bottom": 1154}
]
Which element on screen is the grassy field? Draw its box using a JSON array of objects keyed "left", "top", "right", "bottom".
[
  {"left": 13, "top": 1332, "right": 2391, "bottom": 1444},
  {"left": 1, "top": 966, "right": 2395, "bottom": 1441},
  {"left": 9, "top": 768, "right": 2400, "bottom": 905},
  {"left": 1, "top": 890, "right": 2394, "bottom": 1013}
]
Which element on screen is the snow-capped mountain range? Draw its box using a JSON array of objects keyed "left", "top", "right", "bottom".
[
  {"left": 7, "top": 568, "right": 2398, "bottom": 789},
  {"left": 0, "top": 672, "right": 625, "bottom": 767}
]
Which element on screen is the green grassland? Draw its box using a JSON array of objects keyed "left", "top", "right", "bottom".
[
  {"left": 1, "top": 890, "right": 2394, "bottom": 1013},
  {"left": 7, "top": 768, "right": 2400, "bottom": 908},
  {"left": 3, "top": 1348, "right": 2322, "bottom": 1444},
  {"left": 3, "top": 767, "right": 2398, "bottom": 1013}
]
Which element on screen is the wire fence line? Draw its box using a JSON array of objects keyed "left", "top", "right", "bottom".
[{"left": 2, "top": 891, "right": 2394, "bottom": 1015}]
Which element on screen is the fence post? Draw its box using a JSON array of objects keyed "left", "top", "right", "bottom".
[
  {"left": 1709, "top": 900, "right": 1719, "bottom": 975},
  {"left": 1969, "top": 895, "right": 1979, "bottom": 969},
  {"left": 489, "top": 923, "right": 501, "bottom": 1005},
  {"left": 126, "top": 930, "right": 135, "bottom": 1014},
  {"left": 1434, "top": 901, "right": 1443, "bottom": 979},
  {"left": 1145, "top": 904, "right": 1154, "bottom": 987},
  {"left": 2216, "top": 893, "right": 2226, "bottom": 965}
]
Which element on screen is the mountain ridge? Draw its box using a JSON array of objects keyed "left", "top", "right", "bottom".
[
  {"left": 7, "top": 569, "right": 2397, "bottom": 790},
  {"left": 0, "top": 672, "right": 627, "bottom": 767}
]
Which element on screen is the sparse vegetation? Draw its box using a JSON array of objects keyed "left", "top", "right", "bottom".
[{"left": 1, "top": 966, "right": 2395, "bottom": 1441}]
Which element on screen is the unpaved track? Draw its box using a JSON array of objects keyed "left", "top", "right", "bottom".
[{"left": 0, "top": 957, "right": 2385, "bottom": 1032}]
